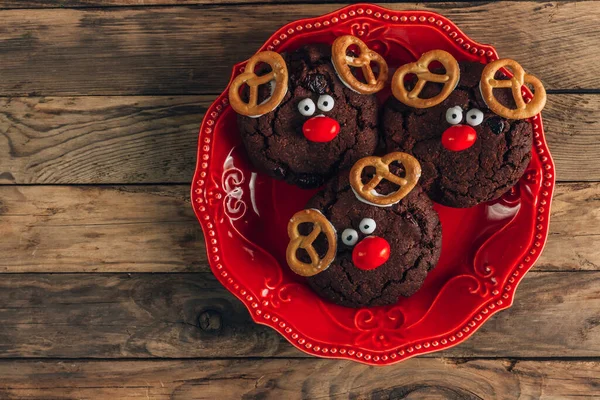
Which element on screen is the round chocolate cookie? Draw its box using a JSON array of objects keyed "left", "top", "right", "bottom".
[
  {"left": 382, "top": 62, "right": 533, "bottom": 208},
  {"left": 237, "top": 45, "right": 379, "bottom": 189},
  {"left": 305, "top": 173, "right": 442, "bottom": 308}
]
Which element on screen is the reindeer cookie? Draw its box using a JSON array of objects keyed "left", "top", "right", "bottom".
[
  {"left": 285, "top": 153, "right": 442, "bottom": 308},
  {"left": 229, "top": 37, "right": 388, "bottom": 188},
  {"left": 382, "top": 52, "right": 546, "bottom": 208}
]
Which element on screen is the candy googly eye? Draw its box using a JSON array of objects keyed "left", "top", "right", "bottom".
[
  {"left": 359, "top": 218, "right": 376, "bottom": 235},
  {"left": 317, "top": 94, "right": 335, "bottom": 112},
  {"left": 466, "top": 108, "right": 484, "bottom": 126},
  {"left": 341, "top": 228, "right": 359, "bottom": 246},
  {"left": 298, "top": 98, "right": 316, "bottom": 117},
  {"left": 446, "top": 106, "right": 463, "bottom": 125}
]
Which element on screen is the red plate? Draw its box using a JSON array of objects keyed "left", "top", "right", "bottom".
[{"left": 191, "top": 3, "right": 555, "bottom": 365}]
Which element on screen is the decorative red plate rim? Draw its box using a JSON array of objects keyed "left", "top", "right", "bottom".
[{"left": 191, "top": 3, "right": 555, "bottom": 365}]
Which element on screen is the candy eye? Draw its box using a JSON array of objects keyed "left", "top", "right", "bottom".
[
  {"left": 466, "top": 108, "right": 484, "bottom": 126},
  {"left": 359, "top": 218, "right": 376, "bottom": 235},
  {"left": 298, "top": 98, "right": 316, "bottom": 117},
  {"left": 341, "top": 228, "right": 359, "bottom": 246},
  {"left": 317, "top": 94, "right": 335, "bottom": 112},
  {"left": 445, "top": 106, "right": 463, "bottom": 125}
]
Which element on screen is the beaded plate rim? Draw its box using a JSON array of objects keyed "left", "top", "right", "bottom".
[{"left": 190, "top": 3, "right": 555, "bottom": 365}]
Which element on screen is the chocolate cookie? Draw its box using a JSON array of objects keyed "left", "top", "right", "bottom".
[
  {"left": 382, "top": 61, "right": 533, "bottom": 208},
  {"left": 237, "top": 45, "right": 379, "bottom": 189},
  {"left": 304, "top": 173, "right": 442, "bottom": 308}
]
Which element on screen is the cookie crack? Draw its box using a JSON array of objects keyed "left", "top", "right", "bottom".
[
  {"left": 369, "top": 254, "right": 425, "bottom": 305},
  {"left": 370, "top": 271, "right": 407, "bottom": 304},
  {"left": 257, "top": 91, "right": 298, "bottom": 179},
  {"left": 316, "top": 280, "right": 349, "bottom": 301},
  {"left": 322, "top": 184, "right": 353, "bottom": 217},
  {"left": 257, "top": 124, "right": 292, "bottom": 178},
  {"left": 343, "top": 90, "right": 366, "bottom": 131},
  {"left": 340, "top": 261, "right": 357, "bottom": 287}
]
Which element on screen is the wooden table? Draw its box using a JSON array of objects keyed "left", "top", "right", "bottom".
[{"left": 0, "top": 1, "right": 598, "bottom": 398}]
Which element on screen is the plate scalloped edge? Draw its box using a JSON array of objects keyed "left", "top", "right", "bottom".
[{"left": 190, "top": 3, "right": 556, "bottom": 365}]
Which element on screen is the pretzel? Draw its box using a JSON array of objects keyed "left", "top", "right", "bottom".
[
  {"left": 286, "top": 209, "right": 337, "bottom": 277},
  {"left": 480, "top": 58, "right": 546, "bottom": 120},
  {"left": 229, "top": 51, "right": 288, "bottom": 117},
  {"left": 331, "top": 35, "right": 389, "bottom": 94},
  {"left": 391, "top": 50, "right": 460, "bottom": 108},
  {"left": 349, "top": 152, "right": 421, "bottom": 207}
]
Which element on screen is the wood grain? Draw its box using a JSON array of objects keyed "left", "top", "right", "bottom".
[
  {"left": 0, "top": 2, "right": 597, "bottom": 96},
  {"left": 0, "top": 271, "right": 597, "bottom": 358},
  {"left": 0, "top": 94, "right": 598, "bottom": 184},
  {"left": 0, "top": 0, "right": 495, "bottom": 8},
  {"left": 539, "top": 182, "right": 600, "bottom": 271},
  {"left": 0, "top": 185, "right": 207, "bottom": 273},
  {"left": 0, "top": 273, "right": 285, "bottom": 358},
  {"left": 1, "top": 0, "right": 224, "bottom": 7},
  {"left": 5, "top": 0, "right": 333, "bottom": 7},
  {"left": 0, "top": 3, "right": 596, "bottom": 398},
  {"left": 543, "top": 94, "right": 600, "bottom": 183},
  {"left": 0, "top": 358, "right": 598, "bottom": 399},
  {"left": 0, "top": 96, "right": 209, "bottom": 184},
  {"left": 0, "top": 183, "right": 597, "bottom": 273}
]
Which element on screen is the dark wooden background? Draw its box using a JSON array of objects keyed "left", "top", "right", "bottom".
[{"left": 0, "top": 1, "right": 599, "bottom": 398}]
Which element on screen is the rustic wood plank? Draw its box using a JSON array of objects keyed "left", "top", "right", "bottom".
[
  {"left": 453, "top": 270, "right": 600, "bottom": 358},
  {"left": 539, "top": 182, "right": 600, "bottom": 271},
  {"left": 0, "top": 96, "right": 209, "bottom": 184},
  {"left": 0, "top": 185, "right": 208, "bottom": 273},
  {"left": 0, "top": 94, "right": 597, "bottom": 184},
  {"left": 0, "top": 0, "right": 217, "bottom": 7},
  {"left": 0, "top": 271, "right": 597, "bottom": 358},
  {"left": 0, "top": 2, "right": 597, "bottom": 96},
  {"left": 0, "top": 358, "right": 598, "bottom": 399},
  {"left": 0, "top": 272, "right": 289, "bottom": 358},
  {"left": 0, "top": 183, "right": 597, "bottom": 273},
  {"left": 544, "top": 94, "right": 600, "bottom": 183}
]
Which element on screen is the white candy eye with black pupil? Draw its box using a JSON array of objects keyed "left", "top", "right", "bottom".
[
  {"left": 298, "top": 98, "right": 316, "bottom": 117},
  {"left": 317, "top": 94, "right": 334, "bottom": 112},
  {"left": 466, "top": 108, "right": 484, "bottom": 126},
  {"left": 341, "top": 228, "right": 359, "bottom": 246},
  {"left": 446, "top": 106, "right": 463, "bottom": 125},
  {"left": 359, "top": 218, "right": 376, "bottom": 235}
]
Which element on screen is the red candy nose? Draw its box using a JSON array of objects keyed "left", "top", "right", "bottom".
[
  {"left": 352, "top": 236, "right": 391, "bottom": 271},
  {"left": 302, "top": 116, "right": 340, "bottom": 143},
  {"left": 441, "top": 125, "right": 477, "bottom": 151}
]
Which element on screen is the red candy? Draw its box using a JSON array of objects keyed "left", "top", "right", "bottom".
[
  {"left": 441, "top": 125, "right": 477, "bottom": 151},
  {"left": 352, "top": 236, "right": 391, "bottom": 270},
  {"left": 302, "top": 116, "right": 340, "bottom": 142}
]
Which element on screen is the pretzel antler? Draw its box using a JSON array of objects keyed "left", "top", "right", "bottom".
[
  {"left": 391, "top": 50, "right": 460, "bottom": 108},
  {"left": 479, "top": 59, "right": 546, "bottom": 119},
  {"left": 286, "top": 209, "right": 337, "bottom": 277},
  {"left": 331, "top": 35, "right": 388, "bottom": 95},
  {"left": 229, "top": 51, "right": 288, "bottom": 117},
  {"left": 349, "top": 152, "right": 421, "bottom": 207}
]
